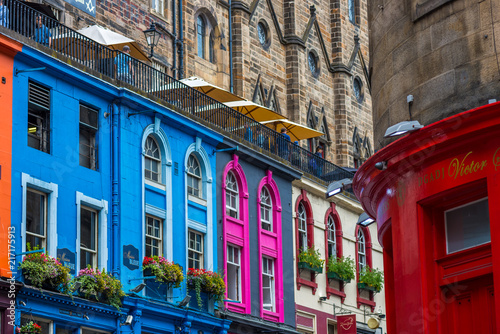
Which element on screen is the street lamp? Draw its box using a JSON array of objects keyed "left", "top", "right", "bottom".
[{"left": 143, "top": 23, "right": 162, "bottom": 58}]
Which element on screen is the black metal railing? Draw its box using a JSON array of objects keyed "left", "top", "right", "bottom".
[{"left": 3, "top": 0, "right": 355, "bottom": 185}]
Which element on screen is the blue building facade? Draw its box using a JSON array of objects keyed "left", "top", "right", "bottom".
[{"left": 10, "top": 39, "right": 229, "bottom": 333}]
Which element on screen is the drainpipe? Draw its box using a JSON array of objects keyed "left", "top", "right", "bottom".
[
  {"left": 229, "top": 0, "right": 233, "bottom": 92},
  {"left": 178, "top": 0, "right": 184, "bottom": 79},
  {"left": 111, "top": 102, "right": 120, "bottom": 277},
  {"left": 172, "top": 0, "right": 177, "bottom": 79}
]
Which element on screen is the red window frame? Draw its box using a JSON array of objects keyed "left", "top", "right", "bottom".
[
  {"left": 356, "top": 224, "right": 375, "bottom": 309},
  {"left": 324, "top": 202, "right": 346, "bottom": 301},
  {"left": 295, "top": 189, "right": 317, "bottom": 294}
]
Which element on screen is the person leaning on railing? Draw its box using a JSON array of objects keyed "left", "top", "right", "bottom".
[
  {"left": 34, "top": 15, "right": 51, "bottom": 47},
  {"left": 0, "top": 0, "right": 9, "bottom": 28},
  {"left": 114, "top": 45, "right": 134, "bottom": 84}
]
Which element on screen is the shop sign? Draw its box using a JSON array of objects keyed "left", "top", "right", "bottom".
[
  {"left": 123, "top": 245, "right": 140, "bottom": 270},
  {"left": 63, "top": 0, "right": 96, "bottom": 17},
  {"left": 337, "top": 314, "right": 356, "bottom": 334},
  {"left": 57, "top": 248, "right": 76, "bottom": 275}
]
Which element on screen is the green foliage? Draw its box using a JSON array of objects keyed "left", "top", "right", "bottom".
[
  {"left": 187, "top": 268, "right": 226, "bottom": 309},
  {"left": 327, "top": 256, "right": 356, "bottom": 281},
  {"left": 359, "top": 267, "right": 384, "bottom": 292},
  {"left": 18, "top": 244, "right": 71, "bottom": 293},
  {"left": 298, "top": 247, "right": 325, "bottom": 269},
  {"left": 73, "top": 266, "right": 125, "bottom": 310},
  {"left": 19, "top": 321, "right": 42, "bottom": 333},
  {"left": 142, "top": 256, "right": 184, "bottom": 288}
]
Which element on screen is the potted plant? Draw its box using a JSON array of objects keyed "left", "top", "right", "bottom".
[
  {"left": 142, "top": 256, "right": 184, "bottom": 287},
  {"left": 18, "top": 246, "right": 71, "bottom": 293},
  {"left": 327, "top": 256, "right": 355, "bottom": 282},
  {"left": 298, "top": 247, "right": 324, "bottom": 273},
  {"left": 73, "top": 267, "right": 125, "bottom": 310},
  {"left": 358, "top": 267, "right": 384, "bottom": 292},
  {"left": 19, "top": 321, "right": 42, "bottom": 334},
  {"left": 187, "top": 268, "right": 226, "bottom": 309}
]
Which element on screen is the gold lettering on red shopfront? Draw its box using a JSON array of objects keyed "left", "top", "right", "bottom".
[
  {"left": 448, "top": 151, "right": 487, "bottom": 180},
  {"left": 493, "top": 147, "right": 500, "bottom": 171}
]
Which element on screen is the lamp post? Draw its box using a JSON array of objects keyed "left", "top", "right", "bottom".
[{"left": 143, "top": 23, "right": 162, "bottom": 58}]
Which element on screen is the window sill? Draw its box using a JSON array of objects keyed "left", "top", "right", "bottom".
[
  {"left": 149, "top": 8, "right": 168, "bottom": 23},
  {"left": 261, "top": 229, "right": 277, "bottom": 237},
  {"left": 262, "top": 309, "right": 280, "bottom": 322},
  {"left": 297, "top": 277, "right": 317, "bottom": 294},
  {"left": 188, "top": 195, "right": 207, "bottom": 206},
  {"left": 227, "top": 302, "right": 246, "bottom": 314},
  {"left": 326, "top": 286, "right": 346, "bottom": 302},
  {"left": 357, "top": 296, "right": 375, "bottom": 310},
  {"left": 145, "top": 179, "right": 166, "bottom": 191}
]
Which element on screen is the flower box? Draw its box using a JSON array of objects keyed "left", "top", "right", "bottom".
[
  {"left": 186, "top": 268, "right": 225, "bottom": 311},
  {"left": 298, "top": 261, "right": 323, "bottom": 273},
  {"left": 19, "top": 248, "right": 70, "bottom": 293},
  {"left": 187, "top": 288, "right": 211, "bottom": 311},
  {"left": 327, "top": 271, "right": 351, "bottom": 283},
  {"left": 143, "top": 268, "right": 169, "bottom": 300},
  {"left": 358, "top": 282, "right": 380, "bottom": 293}
]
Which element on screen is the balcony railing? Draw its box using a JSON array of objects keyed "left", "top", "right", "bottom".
[{"left": 3, "top": 0, "right": 355, "bottom": 186}]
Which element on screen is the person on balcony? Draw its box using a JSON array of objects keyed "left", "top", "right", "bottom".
[
  {"left": 0, "top": 0, "right": 9, "bottom": 28},
  {"left": 278, "top": 127, "right": 291, "bottom": 159},
  {"left": 114, "top": 45, "right": 134, "bottom": 84},
  {"left": 34, "top": 15, "right": 51, "bottom": 47}
]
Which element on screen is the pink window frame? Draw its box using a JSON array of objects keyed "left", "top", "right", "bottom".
[
  {"left": 324, "top": 202, "right": 346, "bottom": 302},
  {"left": 355, "top": 225, "right": 376, "bottom": 310},
  {"left": 295, "top": 189, "right": 318, "bottom": 294},
  {"left": 222, "top": 155, "right": 251, "bottom": 313},
  {"left": 257, "top": 170, "right": 284, "bottom": 322}
]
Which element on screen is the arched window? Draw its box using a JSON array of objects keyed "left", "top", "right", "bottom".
[
  {"left": 260, "top": 186, "right": 272, "bottom": 231},
  {"left": 358, "top": 228, "right": 366, "bottom": 272},
  {"left": 327, "top": 215, "right": 336, "bottom": 259},
  {"left": 226, "top": 171, "right": 239, "bottom": 218},
  {"left": 145, "top": 136, "right": 161, "bottom": 183},
  {"left": 298, "top": 203, "right": 308, "bottom": 252},
  {"left": 187, "top": 154, "right": 202, "bottom": 197},
  {"left": 209, "top": 30, "right": 215, "bottom": 63},
  {"left": 197, "top": 15, "right": 206, "bottom": 59},
  {"left": 222, "top": 156, "right": 250, "bottom": 314}
]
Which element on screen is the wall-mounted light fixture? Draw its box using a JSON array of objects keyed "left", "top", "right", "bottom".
[
  {"left": 357, "top": 212, "right": 375, "bottom": 227},
  {"left": 384, "top": 120, "right": 423, "bottom": 138},
  {"left": 325, "top": 178, "right": 353, "bottom": 198},
  {"left": 177, "top": 295, "right": 191, "bottom": 307},
  {"left": 143, "top": 23, "right": 162, "bottom": 58},
  {"left": 130, "top": 283, "right": 146, "bottom": 293}
]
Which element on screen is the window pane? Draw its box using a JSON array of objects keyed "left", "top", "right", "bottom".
[
  {"left": 197, "top": 16, "right": 206, "bottom": 58},
  {"left": 81, "top": 208, "right": 96, "bottom": 250},
  {"left": 446, "top": 198, "right": 490, "bottom": 254},
  {"left": 26, "top": 190, "right": 45, "bottom": 236},
  {"left": 227, "top": 245, "right": 240, "bottom": 301},
  {"left": 21, "top": 316, "right": 51, "bottom": 334}
]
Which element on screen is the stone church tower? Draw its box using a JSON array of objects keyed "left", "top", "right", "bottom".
[{"left": 54, "top": 0, "right": 373, "bottom": 168}]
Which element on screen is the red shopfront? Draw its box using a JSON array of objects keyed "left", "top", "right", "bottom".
[{"left": 353, "top": 103, "right": 500, "bottom": 334}]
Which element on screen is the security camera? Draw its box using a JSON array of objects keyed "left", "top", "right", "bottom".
[{"left": 121, "top": 315, "right": 133, "bottom": 326}]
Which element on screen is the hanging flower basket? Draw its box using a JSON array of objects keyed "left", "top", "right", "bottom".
[
  {"left": 72, "top": 267, "right": 125, "bottom": 309},
  {"left": 19, "top": 321, "right": 42, "bottom": 334},
  {"left": 187, "top": 268, "right": 225, "bottom": 309},
  {"left": 142, "top": 256, "right": 184, "bottom": 287}
]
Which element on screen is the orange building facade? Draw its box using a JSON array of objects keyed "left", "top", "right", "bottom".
[{"left": 0, "top": 33, "right": 21, "bottom": 334}]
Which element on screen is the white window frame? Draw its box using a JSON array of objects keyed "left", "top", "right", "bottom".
[
  {"left": 76, "top": 191, "right": 108, "bottom": 271},
  {"left": 262, "top": 256, "right": 275, "bottom": 311},
  {"left": 327, "top": 215, "right": 336, "bottom": 259},
  {"left": 225, "top": 171, "right": 239, "bottom": 219},
  {"left": 226, "top": 244, "right": 241, "bottom": 302},
  {"left": 145, "top": 215, "right": 163, "bottom": 257},
  {"left": 144, "top": 135, "right": 162, "bottom": 185},
  {"left": 25, "top": 188, "right": 47, "bottom": 251},
  {"left": 21, "top": 173, "right": 58, "bottom": 256},
  {"left": 187, "top": 154, "right": 202, "bottom": 198},
  {"left": 80, "top": 205, "right": 98, "bottom": 270},
  {"left": 298, "top": 203, "right": 308, "bottom": 253},
  {"left": 260, "top": 186, "right": 273, "bottom": 232},
  {"left": 188, "top": 229, "right": 204, "bottom": 269},
  {"left": 357, "top": 229, "right": 366, "bottom": 272}
]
